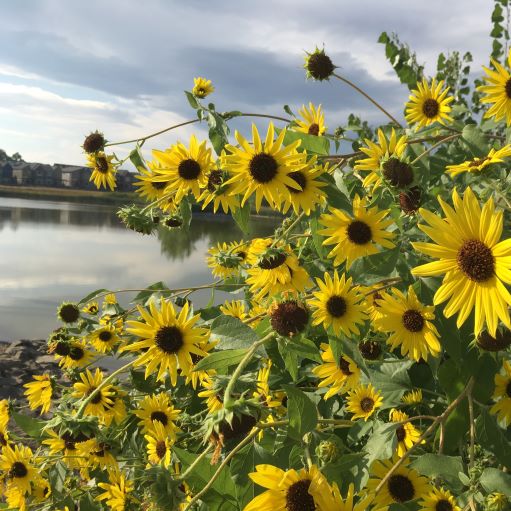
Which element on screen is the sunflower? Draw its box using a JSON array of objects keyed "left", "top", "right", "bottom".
[
  {"left": 294, "top": 103, "right": 327, "bottom": 136},
  {"left": 123, "top": 299, "right": 209, "bottom": 384},
  {"left": 4, "top": 485, "right": 27, "bottom": 511},
  {"left": 490, "top": 360, "right": 511, "bottom": 427},
  {"left": 101, "top": 387, "right": 127, "bottom": 427},
  {"left": 346, "top": 384, "right": 383, "bottom": 421},
  {"left": 0, "top": 399, "right": 9, "bottom": 430},
  {"left": 402, "top": 389, "right": 423, "bottom": 405},
  {"left": 280, "top": 154, "right": 327, "bottom": 215},
  {"left": 309, "top": 271, "right": 367, "bottom": 337},
  {"left": 252, "top": 360, "right": 282, "bottom": 408},
  {"left": 207, "top": 241, "right": 247, "bottom": 279},
  {"left": 220, "top": 300, "right": 248, "bottom": 320},
  {"left": 192, "top": 76, "right": 214, "bottom": 98},
  {"left": 319, "top": 194, "right": 395, "bottom": 269},
  {"left": 373, "top": 286, "right": 441, "bottom": 361},
  {"left": 389, "top": 408, "right": 422, "bottom": 457},
  {"left": 0, "top": 444, "right": 36, "bottom": 494},
  {"left": 419, "top": 487, "right": 461, "bottom": 511},
  {"left": 198, "top": 375, "right": 224, "bottom": 414},
  {"left": 198, "top": 168, "right": 240, "bottom": 214},
  {"left": 319, "top": 482, "right": 374, "bottom": 511},
  {"left": 181, "top": 339, "right": 217, "bottom": 389},
  {"left": 134, "top": 393, "right": 181, "bottom": 438},
  {"left": 447, "top": 145, "right": 511, "bottom": 177},
  {"left": 32, "top": 477, "right": 51, "bottom": 503},
  {"left": 55, "top": 339, "right": 95, "bottom": 369},
  {"left": 478, "top": 48, "right": 511, "bottom": 125},
  {"left": 133, "top": 161, "right": 171, "bottom": 202},
  {"left": 104, "top": 293, "right": 117, "bottom": 305},
  {"left": 23, "top": 374, "right": 52, "bottom": 415},
  {"left": 367, "top": 454, "right": 429, "bottom": 510},
  {"left": 354, "top": 128, "right": 408, "bottom": 189},
  {"left": 82, "top": 301, "right": 99, "bottom": 315},
  {"left": 96, "top": 471, "right": 134, "bottom": 511},
  {"left": 487, "top": 492, "right": 509, "bottom": 511},
  {"left": 362, "top": 285, "right": 388, "bottom": 326},
  {"left": 411, "top": 187, "right": 511, "bottom": 337},
  {"left": 152, "top": 135, "right": 214, "bottom": 201},
  {"left": 76, "top": 438, "right": 118, "bottom": 473},
  {"left": 145, "top": 420, "right": 173, "bottom": 467},
  {"left": 88, "top": 324, "right": 120, "bottom": 353},
  {"left": 243, "top": 464, "right": 330, "bottom": 511},
  {"left": 86, "top": 152, "right": 117, "bottom": 191},
  {"left": 405, "top": 77, "right": 453, "bottom": 127},
  {"left": 313, "top": 343, "right": 360, "bottom": 399},
  {"left": 43, "top": 429, "right": 89, "bottom": 469},
  {"left": 222, "top": 123, "right": 304, "bottom": 211},
  {"left": 72, "top": 368, "right": 115, "bottom": 418}
]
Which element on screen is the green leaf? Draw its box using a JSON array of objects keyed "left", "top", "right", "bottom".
[
  {"left": 210, "top": 315, "right": 260, "bottom": 349},
  {"left": 130, "top": 369, "right": 159, "bottom": 393},
  {"left": 461, "top": 124, "right": 489, "bottom": 157},
  {"left": 349, "top": 245, "right": 400, "bottom": 280},
  {"left": 476, "top": 409, "right": 511, "bottom": 466},
  {"left": 194, "top": 349, "right": 248, "bottom": 372},
  {"left": 129, "top": 146, "right": 146, "bottom": 172},
  {"left": 232, "top": 202, "right": 251, "bottom": 234},
  {"left": 480, "top": 467, "right": 511, "bottom": 495},
  {"left": 283, "top": 385, "right": 318, "bottom": 440},
  {"left": 289, "top": 338, "right": 321, "bottom": 363},
  {"left": 364, "top": 422, "right": 397, "bottom": 463},
  {"left": 411, "top": 454, "right": 464, "bottom": 491},
  {"left": 282, "top": 130, "right": 330, "bottom": 155},
  {"left": 278, "top": 342, "right": 299, "bottom": 381},
  {"left": 133, "top": 281, "right": 171, "bottom": 304},
  {"left": 185, "top": 91, "right": 200, "bottom": 109},
  {"left": 179, "top": 198, "right": 192, "bottom": 231},
  {"left": 79, "top": 493, "right": 101, "bottom": 511},
  {"left": 78, "top": 288, "right": 109, "bottom": 305},
  {"left": 310, "top": 216, "right": 327, "bottom": 260},
  {"left": 11, "top": 411, "right": 46, "bottom": 438}
]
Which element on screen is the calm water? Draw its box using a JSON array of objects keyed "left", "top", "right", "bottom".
[{"left": 0, "top": 197, "right": 278, "bottom": 341}]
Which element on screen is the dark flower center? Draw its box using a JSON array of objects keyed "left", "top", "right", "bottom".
[
  {"left": 83, "top": 132, "right": 105, "bottom": 154},
  {"left": 152, "top": 180, "right": 168, "bottom": 190},
  {"left": 476, "top": 330, "right": 511, "bottom": 351},
  {"left": 388, "top": 474, "right": 415, "bottom": 502},
  {"left": 436, "top": 500, "right": 454, "bottom": 511},
  {"left": 0, "top": 432, "right": 7, "bottom": 446},
  {"left": 207, "top": 170, "right": 223, "bottom": 192},
  {"left": 360, "top": 397, "right": 374, "bottom": 412},
  {"left": 308, "top": 123, "right": 320, "bottom": 136},
  {"left": 155, "top": 440, "right": 167, "bottom": 459},
  {"left": 178, "top": 159, "right": 201, "bottom": 180},
  {"left": 457, "top": 240, "right": 495, "bottom": 282},
  {"left": 307, "top": 51, "right": 335, "bottom": 81},
  {"left": 68, "top": 346, "right": 85, "bottom": 361},
  {"left": 154, "top": 326, "right": 184, "bottom": 354},
  {"left": 346, "top": 220, "right": 372, "bottom": 245},
  {"left": 164, "top": 217, "right": 182, "bottom": 228},
  {"left": 382, "top": 158, "right": 414, "bottom": 188},
  {"left": 258, "top": 252, "right": 287, "bottom": 269},
  {"left": 506, "top": 78, "right": 511, "bottom": 99},
  {"left": 358, "top": 340, "right": 382, "bottom": 360},
  {"left": 338, "top": 356, "right": 353, "bottom": 375},
  {"left": 249, "top": 153, "right": 278, "bottom": 183},
  {"left": 220, "top": 414, "right": 257, "bottom": 441},
  {"left": 286, "top": 171, "right": 307, "bottom": 194},
  {"left": 58, "top": 303, "right": 80, "bottom": 323},
  {"left": 88, "top": 388, "right": 103, "bottom": 405},
  {"left": 98, "top": 330, "right": 113, "bottom": 342},
  {"left": 285, "top": 479, "right": 316, "bottom": 511},
  {"left": 190, "top": 352, "right": 203, "bottom": 364},
  {"left": 422, "top": 98, "right": 439, "bottom": 118},
  {"left": 506, "top": 381, "right": 511, "bottom": 398},
  {"left": 10, "top": 462, "right": 28, "bottom": 478},
  {"left": 270, "top": 301, "right": 309, "bottom": 337},
  {"left": 399, "top": 187, "right": 421, "bottom": 215},
  {"left": 326, "top": 295, "right": 347, "bottom": 318},
  {"left": 54, "top": 341, "right": 70, "bottom": 356},
  {"left": 402, "top": 310, "right": 424, "bottom": 332},
  {"left": 96, "top": 156, "right": 109, "bottom": 174},
  {"left": 468, "top": 158, "right": 488, "bottom": 168},
  {"left": 150, "top": 411, "right": 169, "bottom": 426},
  {"left": 396, "top": 426, "right": 407, "bottom": 442}
]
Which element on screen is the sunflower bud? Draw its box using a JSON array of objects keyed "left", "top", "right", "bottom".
[
  {"left": 82, "top": 130, "right": 106, "bottom": 154},
  {"left": 57, "top": 302, "right": 80, "bottom": 324},
  {"left": 399, "top": 187, "right": 421, "bottom": 215},
  {"left": 304, "top": 48, "right": 335, "bottom": 81},
  {"left": 316, "top": 440, "right": 340, "bottom": 463},
  {"left": 117, "top": 205, "right": 155, "bottom": 235},
  {"left": 476, "top": 329, "right": 511, "bottom": 352},
  {"left": 382, "top": 157, "right": 414, "bottom": 188},
  {"left": 358, "top": 340, "right": 382, "bottom": 360}
]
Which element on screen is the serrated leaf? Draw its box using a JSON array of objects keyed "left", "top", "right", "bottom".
[
  {"left": 185, "top": 91, "right": 200, "bottom": 109},
  {"left": 283, "top": 385, "right": 318, "bottom": 440},
  {"left": 282, "top": 130, "right": 330, "bottom": 155},
  {"left": 210, "top": 315, "right": 260, "bottom": 349},
  {"left": 364, "top": 422, "right": 397, "bottom": 463},
  {"left": 78, "top": 288, "right": 109, "bottom": 305},
  {"left": 232, "top": 202, "right": 251, "bottom": 234},
  {"left": 411, "top": 454, "right": 464, "bottom": 491},
  {"left": 480, "top": 467, "right": 511, "bottom": 495},
  {"left": 11, "top": 411, "right": 46, "bottom": 438},
  {"left": 194, "top": 349, "right": 248, "bottom": 372}
]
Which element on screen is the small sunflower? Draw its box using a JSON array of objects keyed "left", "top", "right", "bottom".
[
  {"left": 419, "top": 487, "right": 461, "bottom": 511},
  {"left": 223, "top": 123, "right": 304, "bottom": 211},
  {"left": 252, "top": 360, "right": 282, "bottom": 408},
  {"left": 294, "top": 103, "right": 327, "bottom": 136},
  {"left": 207, "top": 241, "right": 247, "bottom": 279},
  {"left": 487, "top": 492, "right": 509, "bottom": 511},
  {"left": 76, "top": 438, "right": 118, "bottom": 473},
  {"left": 490, "top": 360, "right": 511, "bottom": 427},
  {"left": 354, "top": 128, "right": 408, "bottom": 189},
  {"left": 0, "top": 444, "right": 35, "bottom": 495},
  {"left": 43, "top": 430, "right": 88, "bottom": 470},
  {"left": 309, "top": 271, "right": 367, "bottom": 337},
  {"left": 152, "top": 135, "right": 214, "bottom": 201},
  {"left": 57, "top": 302, "right": 80, "bottom": 324},
  {"left": 145, "top": 420, "right": 173, "bottom": 467},
  {"left": 390, "top": 408, "right": 422, "bottom": 457},
  {"left": 346, "top": 384, "right": 383, "bottom": 421},
  {"left": 412, "top": 187, "right": 511, "bottom": 337},
  {"left": 373, "top": 286, "right": 441, "bottom": 362},
  {"left": 198, "top": 375, "right": 224, "bottom": 414},
  {"left": 367, "top": 454, "right": 430, "bottom": 509},
  {"left": 88, "top": 324, "right": 120, "bottom": 353},
  {"left": 104, "top": 293, "right": 117, "bottom": 305},
  {"left": 55, "top": 339, "right": 95, "bottom": 369},
  {"left": 134, "top": 393, "right": 181, "bottom": 438},
  {"left": 133, "top": 161, "right": 171, "bottom": 202},
  {"left": 243, "top": 464, "right": 330, "bottom": 511},
  {"left": 96, "top": 470, "right": 134, "bottom": 511},
  {"left": 23, "top": 374, "right": 52, "bottom": 415},
  {"left": 101, "top": 387, "right": 127, "bottom": 427},
  {"left": 447, "top": 144, "right": 511, "bottom": 177},
  {"left": 405, "top": 77, "right": 453, "bottom": 127},
  {"left": 319, "top": 194, "right": 395, "bottom": 269},
  {"left": 123, "top": 299, "right": 209, "bottom": 384},
  {"left": 86, "top": 152, "right": 117, "bottom": 190},
  {"left": 192, "top": 76, "right": 214, "bottom": 98},
  {"left": 220, "top": 300, "right": 248, "bottom": 320},
  {"left": 4, "top": 485, "right": 27, "bottom": 510},
  {"left": 402, "top": 389, "right": 423, "bottom": 405},
  {"left": 304, "top": 47, "right": 336, "bottom": 81},
  {"left": 72, "top": 368, "right": 115, "bottom": 418},
  {"left": 82, "top": 301, "right": 99, "bottom": 315},
  {"left": 313, "top": 343, "right": 360, "bottom": 399},
  {"left": 198, "top": 168, "right": 240, "bottom": 214},
  {"left": 319, "top": 482, "right": 374, "bottom": 511}
]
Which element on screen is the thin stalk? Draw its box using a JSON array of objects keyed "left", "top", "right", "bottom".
[
  {"left": 410, "top": 133, "right": 461, "bottom": 165},
  {"left": 178, "top": 445, "right": 214, "bottom": 480}
]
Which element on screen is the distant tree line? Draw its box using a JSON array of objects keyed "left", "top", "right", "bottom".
[{"left": 0, "top": 149, "right": 24, "bottom": 163}]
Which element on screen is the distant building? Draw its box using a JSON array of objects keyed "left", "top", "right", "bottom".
[
  {"left": 0, "top": 163, "right": 14, "bottom": 184},
  {"left": 12, "top": 163, "right": 59, "bottom": 187},
  {"left": 55, "top": 164, "right": 94, "bottom": 189},
  {"left": 116, "top": 169, "right": 136, "bottom": 192}
]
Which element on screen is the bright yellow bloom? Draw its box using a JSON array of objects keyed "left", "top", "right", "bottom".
[
  {"left": 405, "top": 77, "right": 453, "bottom": 127},
  {"left": 220, "top": 300, "right": 248, "bottom": 320},
  {"left": 88, "top": 324, "right": 120, "bottom": 353},
  {"left": 145, "top": 420, "right": 173, "bottom": 467},
  {"left": 198, "top": 168, "right": 240, "bottom": 214},
  {"left": 134, "top": 393, "right": 181, "bottom": 438},
  {"left": 419, "top": 487, "right": 461, "bottom": 511},
  {"left": 24, "top": 374, "right": 52, "bottom": 414},
  {"left": 346, "top": 384, "right": 383, "bottom": 421},
  {"left": 319, "top": 482, "right": 374, "bottom": 511},
  {"left": 72, "top": 368, "right": 115, "bottom": 419},
  {"left": 390, "top": 408, "right": 422, "bottom": 457},
  {"left": 96, "top": 471, "right": 134, "bottom": 511},
  {"left": 82, "top": 301, "right": 99, "bottom": 315},
  {"left": 198, "top": 375, "right": 224, "bottom": 414},
  {"left": 447, "top": 145, "right": 511, "bottom": 177},
  {"left": 192, "top": 76, "right": 214, "bottom": 98},
  {"left": 0, "top": 444, "right": 36, "bottom": 495},
  {"left": 86, "top": 152, "right": 117, "bottom": 190},
  {"left": 42, "top": 430, "right": 88, "bottom": 469},
  {"left": 207, "top": 241, "right": 248, "bottom": 279},
  {"left": 133, "top": 161, "right": 171, "bottom": 202},
  {"left": 252, "top": 360, "right": 282, "bottom": 408},
  {"left": 0, "top": 399, "right": 9, "bottom": 431},
  {"left": 76, "top": 438, "right": 118, "bottom": 473},
  {"left": 402, "top": 389, "right": 423, "bottom": 405},
  {"left": 54, "top": 339, "right": 95, "bottom": 369},
  {"left": 294, "top": 103, "right": 327, "bottom": 136},
  {"left": 490, "top": 360, "right": 511, "bottom": 427}
]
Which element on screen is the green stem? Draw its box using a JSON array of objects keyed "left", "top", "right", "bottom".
[
  {"left": 178, "top": 445, "right": 214, "bottom": 480},
  {"left": 410, "top": 133, "right": 461, "bottom": 165}
]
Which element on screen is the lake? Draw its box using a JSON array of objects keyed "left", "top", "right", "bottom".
[{"left": 0, "top": 196, "right": 278, "bottom": 341}]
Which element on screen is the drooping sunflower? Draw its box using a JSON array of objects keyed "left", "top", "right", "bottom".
[
  {"left": 88, "top": 324, "right": 120, "bottom": 353},
  {"left": 23, "top": 374, "right": 52, "bottom": 415},
  {"left": 389, "top": 408, "right": 422, "bottom": 457},
  {"left": 72, "top": 368, "right": 115, "bottom": 418},
  {"left": 346, "top": 384, "right": 383, "bottom": 421},
  {"left": 124, "top": 299, "right": 209, "bottom": 384},
  {"left": 354, "top": 128, "right": 408, "bottom": 189},
  {"left": 86, "top": 152, "right": 117, "bottom": 191},
  {"left": 192, "top": 76, "right": 214, "bottom": 98},
  {"left": 478, "top": 48, "right": 511, "bottom": 125},
  {"left": 222, "top": 123, "right": 304, "bottom": 211},
  {"left": 145, "top": 420, "right": 173, "bottom": 467},
  {"left": 366, "top": 454, "right": 429, "bottom": 510},
  {"left": 198, "top": 167, "right": 240, "bottom": 214},
  {"left": 405, "top": 77, "right": 454, "bottom": 127},
  {"left": 207, "top": 241, "right": 248, "bottom": 279},
  {"left": 447, "top": 144, "right": 511, "bottom": 177},
  {"left": 76, "top": 438, "right": 118, "bottom": 473},
  {"left": 402, "top": 389, "right": 423, "bottom": 405},
  {"left": 294, "top": 103, "right": 327, "bottom": 136},
  {"left": 219, "top": 300, "right": 248, "bottom": 320},
  {"left": 96, "top": 470, "right": 134, "bottom": 511},
  {"left": 243, "top": 464, "right": 330, "bottom": 511},
  {"left": 198, "top": 375, "right": 224, "bottom": 414},
  {"left": 319, "top": 482, "right": 374, "bottom": 511},
  {"left": 101, "top": 387, "right": 127, "bottom": 427},
  {"left": 133, "top": 161, "right": 171, "bottom": 202},
  {"left": 280, "top": 154, "right": 327, "bottom": 215},
  {"left": 0, "top": 399, "right": 9, "bottom": 430},
  {"left": 313, "top": 343, "right": 360, "bottom": 399},
  {"left": 54, "top": 339, "right": 95, "bottom": 369},
  {"left": 152, "top": 135, "right": 214, "bottom": 201},
  {"left": 42, "top": 429, "right": 89, "bottom": 469},
  {"left": 319, "top": 195, "right": 395, "bottom": 269},
  {"left": 134, "top": 393, "right": 181, "bottom": 438},
  {"left": 373, "top": 286, "right": 441, "bottom": 362},
  {"left": 419, "top": 487, "right": 461, "bottom": 511},
  {"left": 490, "top": 360, "right": 511, "bottom": 427},
  {"left": 411, "top": 187, "right": 511, "bottom": 337},
  {"left": 309, "top": 271, "right": 367, "bottom": 337},
  {"left": 0, "top": 444, "right": 36, "bottom": 495},
  {"left": 252, "top": 360, "right": 282, "bottom": 408}
]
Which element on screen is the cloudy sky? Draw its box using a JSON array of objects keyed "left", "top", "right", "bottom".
[{"left": 0, "top": 0, "right": 494, "bottom": 168}]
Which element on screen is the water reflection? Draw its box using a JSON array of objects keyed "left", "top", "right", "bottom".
[{"left": 0, "top": 197, "right": 278, "bottom": 340}]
